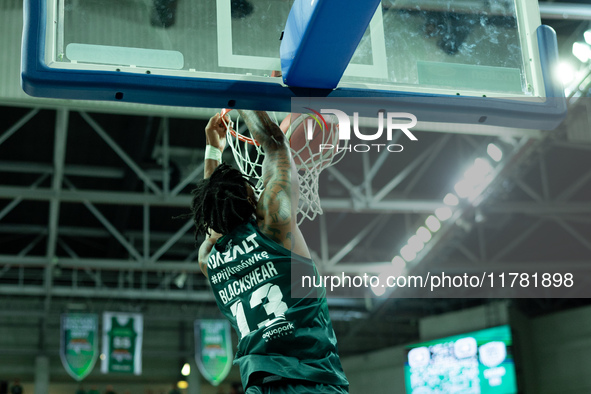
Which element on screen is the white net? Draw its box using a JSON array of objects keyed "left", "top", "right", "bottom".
[
  {"left": 223, "top": 110, "right": 348, "bottom": 224},
  {"left": 223, "top": 113, "right": 267, "bottom": 194}
]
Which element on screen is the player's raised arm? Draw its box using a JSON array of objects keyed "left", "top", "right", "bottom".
[
  {"left": 237, "top": 110, "right": 295, "bottom": 245},
  {"left": 195, "top": 113, "right": 228, "bottom": 276},
  {"left": 203, "top": 113, "right": 228, "bottom": 179}
]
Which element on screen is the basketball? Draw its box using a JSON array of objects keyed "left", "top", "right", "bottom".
[{"left": 280, "top": 113, "right": 338, "bottom": 170}]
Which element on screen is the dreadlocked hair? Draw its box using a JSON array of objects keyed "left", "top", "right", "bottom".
[{"left": 190, "top": 163, "right": 256, "bottom": 238}]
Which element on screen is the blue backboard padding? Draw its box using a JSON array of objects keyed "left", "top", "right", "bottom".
[
  {"left": 280, "top": 0, "right": 381, "bottom": 89},
  {"left": 537, "top": 25, "right": 565, "bottom": 99},
  {"left": 21, "top": 0, "right": 565, "bottom": 129}
]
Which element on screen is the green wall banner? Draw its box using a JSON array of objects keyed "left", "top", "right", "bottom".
[
  {"left": 101, "top": 312, "right": 143, "bottom": 375},
  {"left": 60, "top": 313, "right": 99, "bottom": 381},
  {"left": 194, "top": 319, "right": 233, "bottom": 386}
]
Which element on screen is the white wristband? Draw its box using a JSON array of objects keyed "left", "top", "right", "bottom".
[{"left": 205, "top": 145, "right": 222, "bottom": 162}]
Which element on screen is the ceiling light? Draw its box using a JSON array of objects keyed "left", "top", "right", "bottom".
[
  {"left": 443, "top": 193, "right": 459, "bottom": 206},
  {"left": 371, "top": 285, "right": 386, "bottom": 297},
  {"left": 400, "top": 245, "right": 417, "bottom": 262},
  {"left": 557, "top": 62, "right": 575, "bottom": 85},
  {"left": 391, "top": 256, "right": 406, "bottom": 276},
  {"left": 487, "top": 143, "right": 503, "bottom": 162},
  {"left": 416, "top": 227, "right": 432, "bottom": 243},
  {"left": 454, "top": 180, "right": 472, "bottom": 198},
  {"left": 174, "top": 272, "right": 187, "bottom": 288},
  {"left": 464, "top": 158, "right": 492, "bottom": 184},
  {"left": 371, "top": 272, "right": 389, "bottom": 297},
  {"left": 181, "top": 362, "right": 190, "bottom": 376},
  {"left": 572, "top": 42, "right": 591, "bottom": 63},
  {"left": 435, "top": 207, "right": 453, "bottom": 221},
  {"left": 425, "top": 215, "right": 441, "bottom": 232},
  {"left": 407, "top": 235, "right": 425, "bottom": 253}
]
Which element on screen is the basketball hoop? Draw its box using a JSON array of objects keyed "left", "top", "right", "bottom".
[{"left": 221, "top": 109, "right": 348, "bottom": 224}]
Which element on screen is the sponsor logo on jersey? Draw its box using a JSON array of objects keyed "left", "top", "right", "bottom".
[
  {"left": 261, "top": 315, "right": 295, "bottom": 342},
  {"left": 210, "top": 251, "right": 270, "bottom": 284},
  {"left": 225, "top": 239, "right": 233, "bottom": 252},
  {"left": 208, "top": 234, "right": 261, "bottom": 270}
]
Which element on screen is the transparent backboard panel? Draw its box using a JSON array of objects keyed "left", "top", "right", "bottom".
[
  {"left": 48, "top": 0, "right": 542, "bottom": 97},
  {"left": 342, "top": 1, "right": 530, "bottom": 94}
]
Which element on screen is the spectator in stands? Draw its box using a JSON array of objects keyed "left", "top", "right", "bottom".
[
  {"left": 10, "top": 379, "right": 23, "bottom": 394},
  {"left": 229, "top": 382, "right": 244, "bottom": 394},
  {"left": 104, "top": 385, "right": 116, "bottom": 394}
]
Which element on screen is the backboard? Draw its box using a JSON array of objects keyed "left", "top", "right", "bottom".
[{"left": 22, "top": 0, "right": 566, "bottom": 128}]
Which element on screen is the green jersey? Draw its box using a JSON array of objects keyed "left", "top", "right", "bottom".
[{"left": 207, "top": 220, "right": 348, "bottom": 389}]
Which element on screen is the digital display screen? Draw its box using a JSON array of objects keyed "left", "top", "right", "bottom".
[{"left": 405, "top": 325, "right": 517, "bottom": 394}]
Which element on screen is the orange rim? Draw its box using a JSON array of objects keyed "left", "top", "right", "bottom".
[
  {"left": 220, "top": 108, "right": 260, "bottom": 146},
  {"left": 221, "top": 109, "right": 293, "bottom": 147}
]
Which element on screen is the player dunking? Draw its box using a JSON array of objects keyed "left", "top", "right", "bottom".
[{"left": 191, "top": 110, "right": 349, "bottom": 393}]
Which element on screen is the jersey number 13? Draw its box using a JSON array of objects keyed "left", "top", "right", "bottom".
[{"left": 229, "top": 283, "right": 288, "bottom": 338}]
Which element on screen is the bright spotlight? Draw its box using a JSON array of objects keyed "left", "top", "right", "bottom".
[
  {"left": 407, "top": 235, "right": 425, "bottom": 253},
  {"left": 572, "top": 42, "right": 591, "bottom": 63},
  {"left": 425, "top": 215, "right": 441, "bottom": 232},
  {"left": 443, "top": 193, "right": 459, "bottom": 206},
  {"left": 464, "top": 158, "right": 492, "bottom": 184},
  {"left": 557, "top": 62, "right": 575, "bottom": 85},
  {"left": 371, "top": 285, "right": 386, "bottom": 297},
  {"left": 435, "top": 207, "right": 453, "bottom": 221},
  {"left": 400, "top": 245, "right": 417, "bottom": 262},
  {"left": 371, "top": 272, "right": 389, "bottom": 297},
  {"left": 416, "top": 226, "right": 432, "bottom": 243},
  {"left": 454, "top": 180, "right": 472, "bottom": 198},
  {"left": 487, "top": 143, "right": 503, "bottom": 162},
  {"left": 174, "top": 272, "right": 187, "bottom": 289},
  {"left": 177, "top": 381, "right": 188, "bottom": 389},
  {"left": 181, "top": 362, "right": 191, "bottom": 376},
  {"left": 585, "top": 30, "right": 591, "bottom": 46},
  {"left": 391, "top": 256, "right": 406, "bottom": 276}
]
